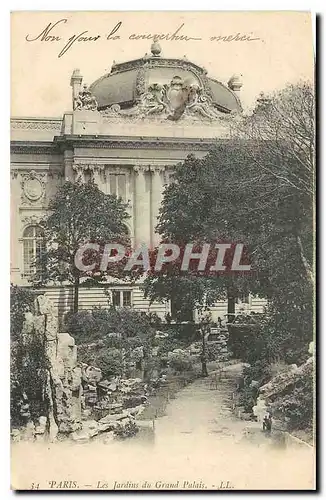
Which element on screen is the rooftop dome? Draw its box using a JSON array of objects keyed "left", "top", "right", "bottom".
[{"left": 88, "top": 43, "right": 242, "bottom": 121}]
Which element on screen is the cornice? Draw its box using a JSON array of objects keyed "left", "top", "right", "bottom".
[{"left": 54, "top": 135, "right": 221, "bottom": 151}]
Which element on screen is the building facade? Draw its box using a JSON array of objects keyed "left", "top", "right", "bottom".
[{"left": 10, "top": 42, "right": 265, "bottom": 322}]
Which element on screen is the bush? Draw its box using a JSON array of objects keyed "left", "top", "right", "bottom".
[
  {"left": 67, "top": 307, "right": 158, "bottom": 379},
  {"left": 114, "top": 419, "right": 139, "bottom": 439},
  {"left": 65, "top": 307, "right": 155, "bottom": 345},
  {"left": 168, "top": 350, "right": 193, "bottom": 373},
  {"left": 80, "top": 347, "right": 124, "bottom": 379}
]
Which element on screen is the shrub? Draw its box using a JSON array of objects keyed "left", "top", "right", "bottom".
[
  {"left": 65, "top": 307, "right": 155, "bottom": 345},
  {"left": 80, "top": 347, "right": 124, "bottom": 379},
  {"left": 168, "top": 350, "right": 193, "bottom": 373},
  {"left": 114, "top": 419, "right": 139, "bottom": 439}
]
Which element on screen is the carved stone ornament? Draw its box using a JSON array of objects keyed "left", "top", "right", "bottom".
[
  {"left": 21, "top": 214, "right": 43, "bottom": 228},
  {"left": 102, "top": 75, "right": 225, "bottom": 122},
  {"left": 21, "top": 170, "right": 46, "bottom": 204},
  {"left": 74, "top": 84, "right": 98, "bottom": 111}
]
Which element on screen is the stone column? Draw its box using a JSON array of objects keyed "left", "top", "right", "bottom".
[
  {"left": 70, "top": 69, "right": 83, "bottom": 110},
  {"left": 150, "top": 165, "right": 165, "bottom": 247},
  {"left": 133, "top": 165, "right": 151, "bottom": 246},
  {"left": 64, "top": 150, "right": 74, "bottom": 181}
]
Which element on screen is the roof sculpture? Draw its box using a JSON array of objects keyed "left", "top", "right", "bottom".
[{"left": 72, "top": 42, "right": 243, "bottom": 123}]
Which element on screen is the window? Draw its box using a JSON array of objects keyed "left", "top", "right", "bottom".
[
  {"left": 112, "top": 290, "right": 132, "bottom": 307},
  {"left": 22, "top": 225, "right": 45, "bottom": 277},
  {"left": 108, "top": 174, "right": 126, "bottom": 200}
]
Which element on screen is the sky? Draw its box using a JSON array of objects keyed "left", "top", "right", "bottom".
[{"left": 11, "top": 11, "right": 314, "bottom": 117}]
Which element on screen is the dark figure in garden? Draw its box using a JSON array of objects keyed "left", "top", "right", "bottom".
[{"left": 263, "top": 412, "right": 272, "bottom": 433}]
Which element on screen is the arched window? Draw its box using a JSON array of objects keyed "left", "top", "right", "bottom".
[{"left": 22, "top": 225, "right": 45, "bottom": 277}]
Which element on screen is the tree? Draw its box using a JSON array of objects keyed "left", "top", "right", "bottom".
[
  {"left": 234, "top": 82, "right": 314, "bottom": 287},
  {"left": 143, "top": 82, "right": 314, "bottom": 364},
  {"left": 33, "top": 180, "right": 131, "bottom": 312}
]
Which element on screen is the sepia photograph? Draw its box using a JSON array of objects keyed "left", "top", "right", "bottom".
[{"left": 10, "top": 10, "right": 316, "bottom": 490}]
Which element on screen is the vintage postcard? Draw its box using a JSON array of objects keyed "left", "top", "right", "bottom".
[{"left": 10, "top": 11, "right": 316, "bottom": 491}]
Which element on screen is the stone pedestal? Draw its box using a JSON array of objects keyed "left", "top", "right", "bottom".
[{"left": 72, "top": 110, "right": 101, "bottom": 135}]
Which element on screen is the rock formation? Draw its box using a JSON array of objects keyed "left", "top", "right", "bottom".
[{"left": 20, "top": 294, "right": 82, "bottom": 441}]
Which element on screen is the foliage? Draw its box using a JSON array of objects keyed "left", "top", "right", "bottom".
[
  {"left": 66, "top": 307, "right": 157, "bottom": 378},
  {"left": 272, "top": 369, "right": 314, "bottom": 431},
  {"left": 114, "top": 419, "right": 139, "bottom": 439},
  {"left": 237, "top": 361, "right": 272, "bottom": 413},
  {"left": 168, "top": 350, "right": 193, "bottom": 373},
  {"left": 206, "top": 343, "right": 224, "bottom": 361},
  {"left": 32, "top": 180, "right": 131, "bottom": 311},
  {"left": 143, "top": 83, "right": 314, "bottom": 368},
  {"left": 10, "top": 284, "right": 34, "bottom": 341},
  {"left": 65, "top": 307, "right": 156, "bottom": 345},
  {"left": 157, "top": 327, "right": 197, "bottom": 356},
  {"left": 81, "top": 347, "right": 125, "bottom": 379}
]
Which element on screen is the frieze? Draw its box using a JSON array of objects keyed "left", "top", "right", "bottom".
[{"left": 11, "top": 119, "right": 62, "bottom": 131}]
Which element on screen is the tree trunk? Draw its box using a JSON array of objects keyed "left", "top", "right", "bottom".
[
  {"left": 73, "top": 276, "right": 80, "bottom": 313},
  {"left": 201, "top": 328, "right": 208, "bottom": 377},
  {"left": 296, "top": 235, "right": 314, "bottom": 286},
  {"left": 227, "top": 290, "right": 236, "bottom": 324}
]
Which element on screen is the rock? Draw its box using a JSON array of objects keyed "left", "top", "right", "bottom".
[
  {"left": 97, "top": 379, "right": 111, "bottom": 390},
  {"left": 11, "top": 429, "right": 21, "bottom": 442},
  {"left": 260, "top": 358, "right": 313, "bottom": 399},
  {"left": 35, "top": 416, "right": 47, "bottom": 435},
  {"left": 123, "top": 396, "right": 147, "bottom": 408},
  {"left": 253, "top": 397, "right": 267, "bottom": 423},
  {"left": 71, "top": 429, "right": 92, "bottom": 443},
  {"left": 82, "top": 409, "right": 92, "bottom": 419},
  {"left": 82, "top": 420, "right": 99, "bottom": 438},
  {"left": 23, "top": 422, "right": 35, "bottom": 441},
  {"left": 103, "top": 431, "right": 115, "bottom": 444},
  {"left": 21, "top": 295, "right": 83, "bottom": 438},
  {"left": 127, "top": 404, "right": 145, "bottom": 417},
  {"left": 98, "top": 421, "right": 117, "bottom": 433},
  {"left": 82, "top": 364, "right": 102, "bottom": 384},
  {"left": 99, "top": 410, "right": 129, "bottom": 425},
  {"left": 71, "top": 367, "right": 82, "bottom": 392}
]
